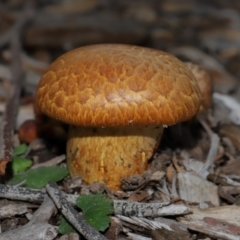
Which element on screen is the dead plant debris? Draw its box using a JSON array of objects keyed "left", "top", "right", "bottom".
[{"left": 1, "top": 0, "right": 240, "bottom": 239}]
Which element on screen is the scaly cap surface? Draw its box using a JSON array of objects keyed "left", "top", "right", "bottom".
[{"left": 36, "top": 44, "right": 201, "bottom": 126}]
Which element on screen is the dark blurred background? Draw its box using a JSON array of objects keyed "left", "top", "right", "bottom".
[{"left": 1, "top": 0, "right": 240, "bottom": 98}]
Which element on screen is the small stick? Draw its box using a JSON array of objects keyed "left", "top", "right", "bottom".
[
  {"left": 46, "top": 182, "right": 108, "bottom": 240},
  {"left": 31, "top": 154, "right": 66, "bottom": 169},
  {"left": 0, "top": 183, "right": 45, "bottom": 203},
  {"left": 0, "top": 196, "right": 58, "bottom": 239},
  {"left": 0, "top": 183, "right": 190, "bottom": 217},
  {"left": 0, "top": 2, "right": 35, "bottom": 174},
  {"left": 199, "top": 133, "right": 219, "bottom": 174}
]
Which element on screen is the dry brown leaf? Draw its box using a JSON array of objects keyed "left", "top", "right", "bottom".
[
  {"left": 219, "top": 124, "right": 240, "bottom": 151},
  {"left": 128, "top": 190, "right": 152, "bottom": 202},
  {"left": 166, "top": 164, "right": 176, "bottom": 183}
]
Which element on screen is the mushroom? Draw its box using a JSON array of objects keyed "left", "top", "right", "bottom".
[
  {"left": 184, "top": 62, "right": 213, "bottom": 114},
  {"left": 35, "top": 44, "right": 201, "bottom": 190}
]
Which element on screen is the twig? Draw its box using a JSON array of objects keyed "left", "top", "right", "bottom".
[
  {"left": 0, "top": 21, "right": 16, "bottom": 48},
  {"left": 0, "top": 64, "right": 11, "bottom": 80},
  {"left": 0, "top": 2, "right": 35, "bottom": 174},
  {"left": 31, "top": 154, "right": 66, "bottom": 169},
  {"left": 113, "top": 200, "right": 190, "bottom": 217},
  {"left": 127, "top": 232, "right": 152, "bottom": 240},
  {"left": 2, "top": 50, "right": 49, "bottom": 73},
  {"left": 46, "top": 182, "right": 108, "bottom": 240},
  {"left": 199, "top": 133, "right": 219, "bottom": 176},
  {"left": 198, "top": 118, "right": 213, "bottom": 138},
  {"left": 219, "top": 175, "right": 240, "bottom": 187},
  {"left": 198, "top": 119, "right": 220, "bottom": 177},
  {"left": 0, "top": 184, "right": 45, "bottom": 203},
  {"left": 0, "top": 196, "right": 58, "bottom": 240},
  {"left": 0, "top": 184, "right": 191, "bottom": 217},
  {"left": 118, "top": 215, "right": 172, "bottom": 231}
]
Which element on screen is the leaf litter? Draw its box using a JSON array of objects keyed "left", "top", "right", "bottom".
[{"left": 1, "top": 0, "right": 240, "bottom": 239}]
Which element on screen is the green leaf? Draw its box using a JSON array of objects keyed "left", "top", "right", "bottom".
[
  {"left": 59, "top": 215, "right": 76, "bottom": 234},
  {"left": 8, "top": 172, "right": 26, "bottom": 185},
  {"left": 76, "top": 194, "right": 114, "bottom": 232},
  {"left": 8, "top": 166, "right": 68, "bottom": 188},
  {"left": 12, "top": 156, "right": 32, "bottom": 174},
  {"left": 13, "top": 144, "right": 28, "bottom": 156}
]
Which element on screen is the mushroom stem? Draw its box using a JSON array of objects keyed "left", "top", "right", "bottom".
[{"left": 67, "top": 125, "right": 163, "bottom": 190}]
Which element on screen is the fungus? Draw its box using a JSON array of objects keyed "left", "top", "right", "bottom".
[
  {"left": 184, "top": 62, "right": 213, "bottom": 114},
  {"left": 36, "top": 44, "right": 201, "bottom": 190}
]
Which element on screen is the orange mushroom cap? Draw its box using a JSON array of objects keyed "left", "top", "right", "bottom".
[{"left": 36, "top": 44, "right": 201, "bottom": 127}]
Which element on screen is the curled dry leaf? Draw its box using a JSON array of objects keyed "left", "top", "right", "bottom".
[
  {"left": 219, "top": 124, "right": 240, "bottom": 151},
  {"left": 166, "top": 164, "right": 176, "bottom": 184},
  {"left": 213, "top": 93, "right": 240, "bottom": 125}
]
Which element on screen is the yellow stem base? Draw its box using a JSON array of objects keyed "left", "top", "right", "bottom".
[{"left": 67, "top": 125, "right": 162, "bottom": 190}]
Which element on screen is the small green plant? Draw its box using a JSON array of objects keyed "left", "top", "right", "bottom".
[
  {"left": 9, "top": 145, "right": 68, "bottom": 188},
  {"left": 59, "top": 215, "right": 76, "bottom": 234},
  {"left": 12, "top": 144, "right": 32, "bottom": 174},
  {"left": 59, "top": 194, "right": 114, "bottom": 234},
  {"left": 8, "top": 166, "right": 68, "bottom": 188}
]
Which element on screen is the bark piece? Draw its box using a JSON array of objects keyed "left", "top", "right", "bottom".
[
  {"left": 0, "top": 200, "right": 33, "bottom": 219},
  {"left": 178, "top": 205, "right": 240, "bottom": 240},
  {"left": 178, "top": 172, "right": 219, "bottom": 206},
  {"left": 220, "top": 124, "right": 240, "bottom": 152},
  {"left": 0, "top": 196, "right": 58, "bottom": 240},
  {"left": 118, "top": 215, "right": 190, "bottom": 239},
  {"left": 104, "top": 217, "right": 122, "bottom": 240},
  {"left": 57, "top": 233, "right": 80, "bottom": 240},
  {"left": 114, "top": 200, "right": 191, "bottom": 217}
]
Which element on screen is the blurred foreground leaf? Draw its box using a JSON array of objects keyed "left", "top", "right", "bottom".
[
  {"left": 13, "top": 144, "right": 28, "bottom": 156},
  {"left": 8, "top": 166, "right": 68, "bottom": 188},
  {"left": 12, "top": 156, "right": 32, "bottom": 174},
  {"left": 59, "top": 215, "right": 76, "bottom": 235},
  {"left": 12, "top": 144, "right": 32, "bottom": 174}
]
